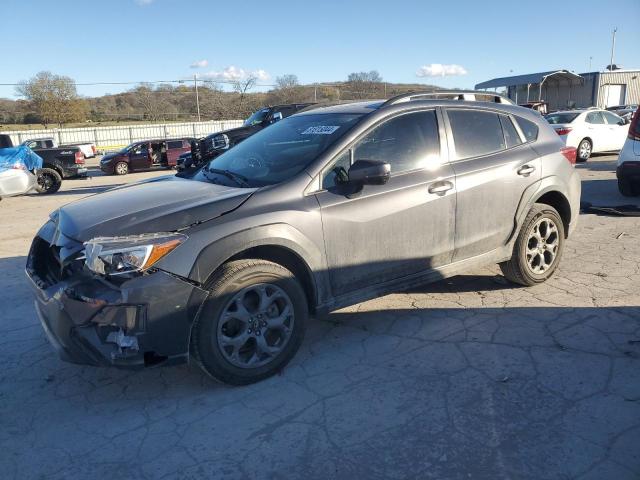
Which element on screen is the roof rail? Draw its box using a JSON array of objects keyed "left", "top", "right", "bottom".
[{"left": 382, "top": 90, "right": 514, "bottom": 107}]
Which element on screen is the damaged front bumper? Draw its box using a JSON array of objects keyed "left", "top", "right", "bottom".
[{"left": 26, "top": 230, "right": 208, "bottom": 368}]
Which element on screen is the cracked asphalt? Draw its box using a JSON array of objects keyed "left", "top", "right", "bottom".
[{"left": 1, "top": 157, "right": 639, "bottom": 480}]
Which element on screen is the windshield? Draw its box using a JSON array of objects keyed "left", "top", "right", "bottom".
[
  {"left": 244, "top": 108, "right": 271, "bottom": 126},
  {"left": 194, "top": 113, "right": 363, "bottom": 187},
  {"left": 545, "top": 113, "right": 579, "bottom": 124}
]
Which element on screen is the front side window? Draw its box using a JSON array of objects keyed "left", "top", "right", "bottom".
[
  {"left": 602, "top": 111, "right": 623, "bottom": 125},
  {"left": 196, "top": 113, "right": 363, "bottom": 187},
  {"left": 448, "top": 109, "right": 506, "bottom": 159},
  {"left": 352, "top": 110, "right": 440, "bottom": 173}
]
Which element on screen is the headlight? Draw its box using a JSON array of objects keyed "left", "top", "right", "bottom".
[
  {"left": 83, "top": 233, "right": 186, "bottom": 276},
  {"left": 212, "top": 134, "right": 230, "bottom": 150}
]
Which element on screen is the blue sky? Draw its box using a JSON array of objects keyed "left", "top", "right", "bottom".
[{"left": 2, "top": 0, "right": 639, "bottom": 99}]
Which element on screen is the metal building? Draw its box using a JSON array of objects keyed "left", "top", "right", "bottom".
[{"left": 476, "top": 69, "right": 640, "bottom": 111}]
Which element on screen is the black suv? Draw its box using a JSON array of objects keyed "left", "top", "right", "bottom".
[
  {"left": 188, "top": 103, "right": 314, "bottom": 166},
  {"left": 27, "top": 92, "right": 580, "bottom": 385}
]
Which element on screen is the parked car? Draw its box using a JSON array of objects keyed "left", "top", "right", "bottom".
[
  {"left": 187, "top": 103, "right": 315, "bottom": 169},
  {"left": 26, "top": 92, "right": 580, "bottom": 385},
  {"left": 100, "top": 138, "right": 193, "bottom": 175},
  {"left": 520, "top": 101, "right": 548, "bottom": 115},
  {"left": 545, "top": 109, "right": 630, "bottom": 161},
  {"left": 0, "top": 136, "right": 42, "bottom": 198},
  {"left": 616, "top": 108, "right": 640, "bottom": 196},
  {"left": 607, "top": 104, "right": 638, "bottom": 114},
  {"left": 22, "top": 137, "right": 97, "bottom": 159}
]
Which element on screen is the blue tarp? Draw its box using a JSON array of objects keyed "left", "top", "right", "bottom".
[{"left": 0, "top": 146, "right": 43, "bottom": 172}]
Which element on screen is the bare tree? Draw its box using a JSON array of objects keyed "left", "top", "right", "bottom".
[
  {"left": 16, "top": 71, "right": 86, "bottom": 126},
  {"left": 232, "top": 75, "right": 258, "bottom": 116},
  {"left": 346, "top": 70, "right": 383, "bottom": 99}
]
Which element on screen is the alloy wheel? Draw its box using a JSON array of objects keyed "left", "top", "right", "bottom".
[
  {"left": 578, "top": 140, "right": 591, "bottom": 160},
  {"left": 216, "top": 283, "right": 295, "bottom": 368},
  {"left": 525, "top": 217, "right": 559, "bottom": 274}
]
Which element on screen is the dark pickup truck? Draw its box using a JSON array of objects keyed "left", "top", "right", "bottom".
[
  {"left": 188, "top": 103, "right": 314, "bottom": 167},
  {"left": 27, "top": 144, "right": 87, "bottom": 193}
]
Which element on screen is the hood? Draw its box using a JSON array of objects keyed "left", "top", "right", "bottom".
[
  {"left": 57, "top": 175, "right": 255, "bottom": 241},
  {"left": 101, "top": 151, "right": 126, "bottom": 162},
  {"left": 210, "top": 125, "right": 255, "bottom": 140}
]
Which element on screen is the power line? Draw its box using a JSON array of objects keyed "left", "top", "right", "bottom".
[{"left": 0, "top": 79, "right": 278, "bottom": 87}]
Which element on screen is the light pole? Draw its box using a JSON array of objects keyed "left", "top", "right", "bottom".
[
  {"left": 609, "top": 27, "right": 617, "bottom": 71},
  {"left": 194, "top": 74, "right": 201, "bottom": 122}
]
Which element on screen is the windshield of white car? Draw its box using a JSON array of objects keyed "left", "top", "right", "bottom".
[
  {"left": 194, "top": 113, "right": 363, "bottom": 187},
  {"left": 244, "top": 108, "right": 270, "bottom": 126},
  {"left": 545, "top": 113, "right": 580, "bottom": 124}
]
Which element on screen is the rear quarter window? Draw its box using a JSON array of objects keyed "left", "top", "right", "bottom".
[{"left": 515, "top": 117, "right": 539, "bottom": 142}]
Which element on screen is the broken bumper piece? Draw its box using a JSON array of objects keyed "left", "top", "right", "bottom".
[{"left": 27, "top": 265, "right": 208, "bottom": 368}]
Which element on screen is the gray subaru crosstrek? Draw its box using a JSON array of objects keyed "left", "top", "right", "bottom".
[{"left": 26, "top": 91, "right": 581, "bottom": 385}]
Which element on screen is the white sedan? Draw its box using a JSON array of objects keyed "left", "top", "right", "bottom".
[
  {"left": 545, "top": 109, "right": 629, "bottom": 161},
  {"left": 0, "top": 163, "right": 37, "bottom": 198}
]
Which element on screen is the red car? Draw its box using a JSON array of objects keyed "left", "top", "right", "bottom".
[{"left": 100, "top": 138, "right": 193, "bottom": 175}]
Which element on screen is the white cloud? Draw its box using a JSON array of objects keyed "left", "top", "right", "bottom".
[
  {"left": 416, "top": 63, "right": 468, "bottom": 77},
  {"left": 190, "top": 59, "right": 209, "bottom": 69},
  {"left": 200, "top": 66, "right": 270, "bottom": 82},
  {"left": 134, "top": 0, "right": 154, "bottom": 5}
]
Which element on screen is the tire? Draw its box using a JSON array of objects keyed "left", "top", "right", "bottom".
[
  {"left": 577, "top": 139, "right": 592, "bottom": 162},
  {"left": 114, "top": 161, "right": 129, "bottom": 175},
  {"left": 500, "top": 204, "right": 565, "bottom": 287},
  {"left": 190, "top": 259, "right": 308, "bottom": 385},
  {"left": 618, "top": 178, "right": 639, "bottom": 197},
  {"left": 35, "top": 168, "right": 62, "bottom": 194}
]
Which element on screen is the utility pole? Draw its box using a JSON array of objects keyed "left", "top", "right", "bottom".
[
  {"left": 589, "top": 56, "right": 593, "bottom": 71},
  {"left": 609, "top": 27, "right": 617, "bottom": 71},
  {"left": 194, "top": 74, "right": 201, "bottom": 122}
]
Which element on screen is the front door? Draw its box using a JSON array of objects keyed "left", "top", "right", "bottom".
[
  {"left": 444, "top": 108, "right": 542, "bottom": 262},
  {"left": 129, "top": 142, "right": 151, "bottom": 170},
  {"left": 602, "top": 111, "right": 629, "bottom": 151},
  {"left": 314, "top": 109, "right": 456, "bottom": 296}
]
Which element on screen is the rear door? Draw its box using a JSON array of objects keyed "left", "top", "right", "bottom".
[
  {"left": 314, "top": 109, "right": 456, "bottom": 295},
  {"left": 584, "top": 111, "right": 610, "bottom": 152},
  {"left": 165, "top": 140, "right": 185, "bottom": 167},
  {"left": 443, "top": 108, "right": 542, "bottom": 262}
]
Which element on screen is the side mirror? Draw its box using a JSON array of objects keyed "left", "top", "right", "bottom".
[
  {"left": 348, "top": 160, "right": 391, "bottom": 186},
  {"left": 270, "top": 112, "right": 283, "bottom": 124}
]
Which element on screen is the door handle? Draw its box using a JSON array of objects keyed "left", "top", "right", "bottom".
[
  {"left": 517, "top": 165, "right": 536, "bottom": 176},
  {"left": 428, "top": 181, "right": 453, "bottom": 195}
]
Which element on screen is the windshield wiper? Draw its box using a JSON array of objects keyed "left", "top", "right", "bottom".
[{"left": 207, "top": 168, "right": 250, "bottom": 187}]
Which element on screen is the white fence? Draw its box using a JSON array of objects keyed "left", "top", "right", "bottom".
[{"left": 3, "top": 120, "right": 244, "bottom": 152}]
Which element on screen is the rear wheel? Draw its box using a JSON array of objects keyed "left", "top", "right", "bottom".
[
  {"left": 190, "top": 260, "right": 307, "bottom": 385},
  {"left": 577, "top": 139, "right": 592, "bottom": 162},
  {"left": 35, "top": 168, "right": 62, "bottom": 194},
  {"left": 500, "top": 204, "right": 565, "bottom": 286},
  {"left": 618, "top": 178, "right": 639, "bottom": 197},
  {"left": 114, "top": 161, "right": 129, "bottom": 175}
]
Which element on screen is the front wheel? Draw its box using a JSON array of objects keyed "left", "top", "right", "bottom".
[
  {"left": 114, "top": 161, "right": 129, "bottom": 175},
  {"left": 35, "top": 168, "right": 62, "bottom": 194},
  {"left": 190, "top": 260, "right": 307, "bottom": 385},
  {"left": 500, "top": 204, "right": 565, "bottom": 286}
]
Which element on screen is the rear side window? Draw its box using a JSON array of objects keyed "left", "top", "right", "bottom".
[
  {"left": 500, "top": 115, "right": 523, "bottom": 149},
  {"left": 516, "top": 117, "right": 539, "bottom": 142},
  {"left": 167, "top": 140, "right": 183, "bottom": 149},
  {"left": 586, "top": 112, "right": 605, "bottom": 124},
  {"left": 447, "top": 109, "right": 505, "bottom": 159},
  {"left": 602, "top": 111, "right": 623, "bottom": 125}
]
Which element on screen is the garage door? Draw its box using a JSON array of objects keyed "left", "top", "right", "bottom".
[{"left": 603, "top": 84, "right": 626, "bottom": 107}]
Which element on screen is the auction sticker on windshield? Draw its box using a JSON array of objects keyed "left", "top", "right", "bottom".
[{"left": 301, "top": 126, "right": 340, "bottom": 135}]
